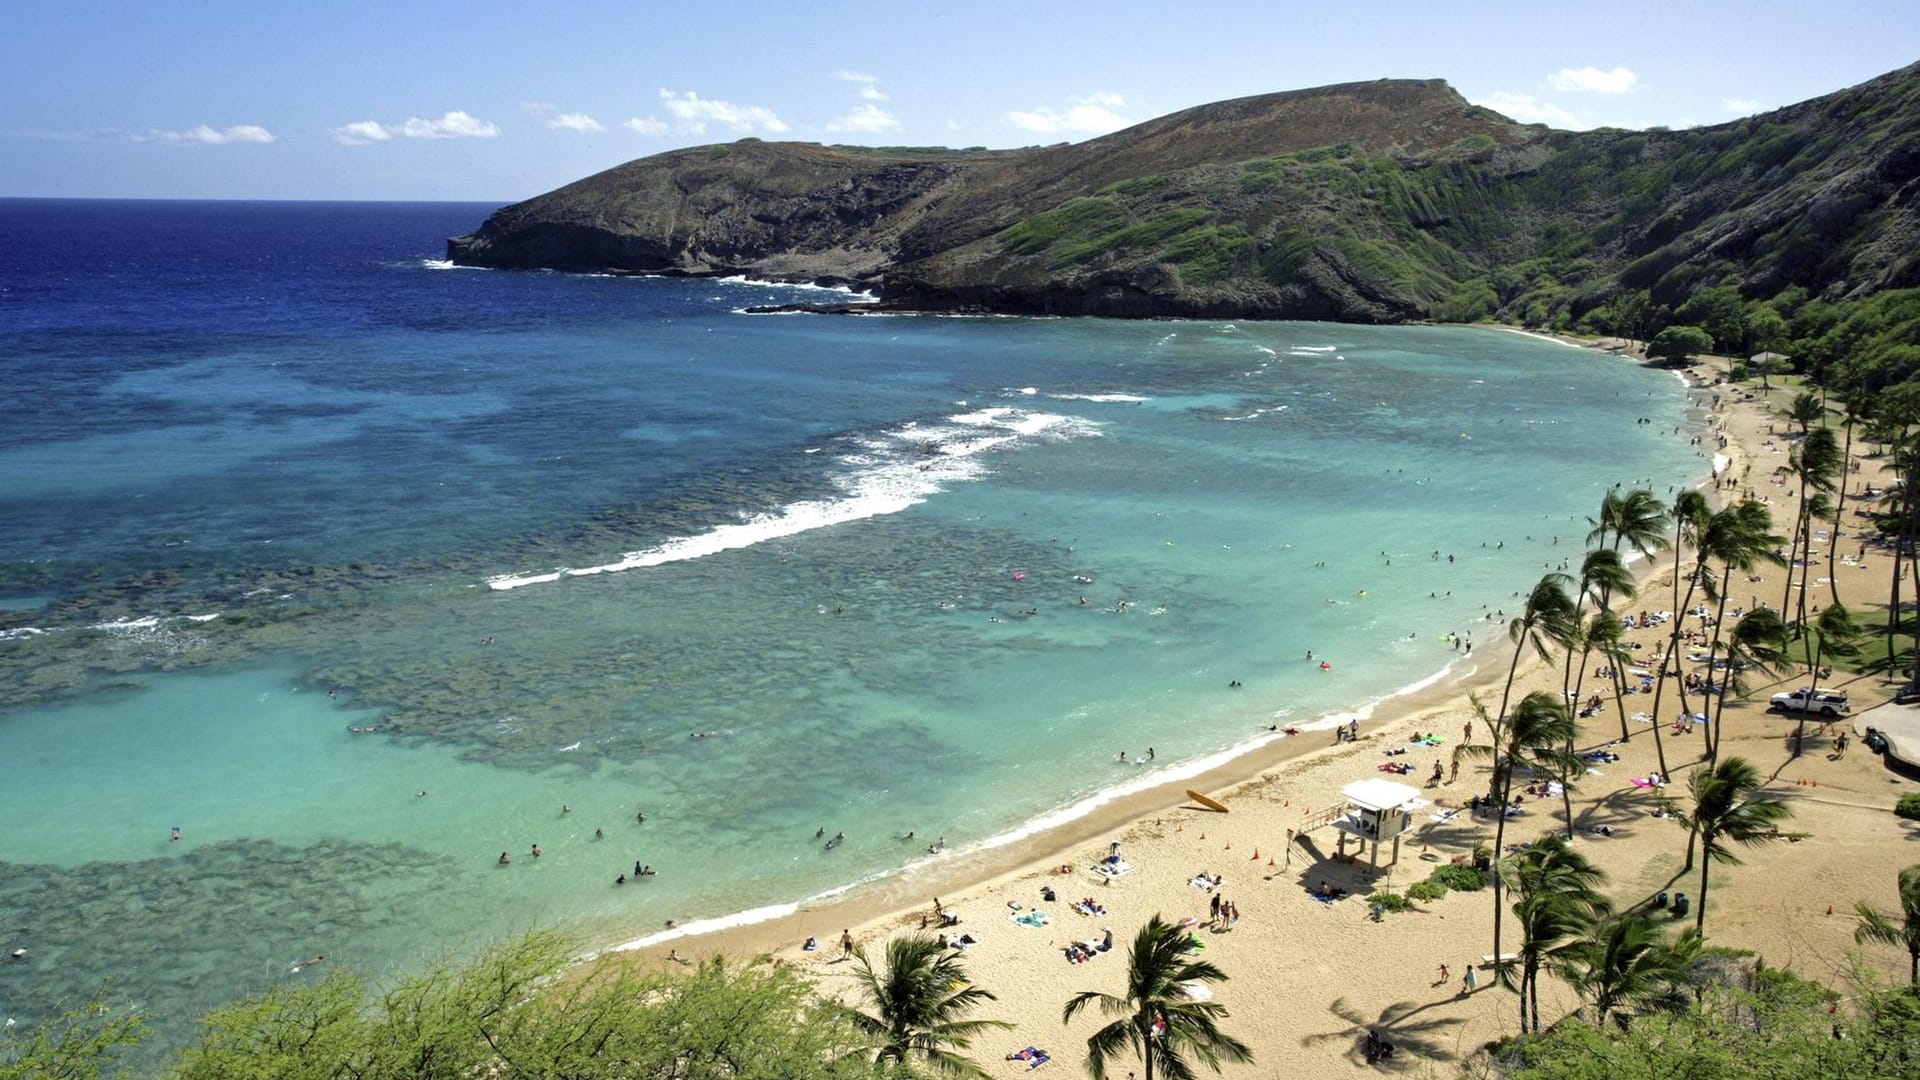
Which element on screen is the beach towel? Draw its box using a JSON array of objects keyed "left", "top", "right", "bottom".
[
  {"left": 1005, "top": 1048, "right": 1050, "bottom": 1069},
  {"left": 1178, "top": 915, "right": 1202, "bottom": 927},
  {"left": 1430, "top": 808, "right": 1461, "bottom": 824},
  {"left": 1093, "top": 860, "right": 1134, "bottom": 878},
  {"left": 1011, "top": 910, "right": 1051, "bottom": 928},
  {"left": 1630, "top": 777, "right": 1662, "bottom": 789}
]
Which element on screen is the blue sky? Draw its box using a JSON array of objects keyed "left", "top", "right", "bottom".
[{"left": 4, "top": 0, "right": 1915, "bottom": 201}]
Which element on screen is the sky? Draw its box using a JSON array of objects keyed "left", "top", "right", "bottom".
[{"left": 3, "top": 0, "right": 1916, "bottom": 202}]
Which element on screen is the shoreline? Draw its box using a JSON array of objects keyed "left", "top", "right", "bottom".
[{"left": 596, "top": 333, "right": 1714, "bottom": 967}]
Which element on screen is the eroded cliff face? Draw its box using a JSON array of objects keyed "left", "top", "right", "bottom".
[
  {"left": 447, "top": 143, "right": 992, "bottom": 281},
  {"left": 450, "top": 64, "right": 1920, "bottom": 322}
]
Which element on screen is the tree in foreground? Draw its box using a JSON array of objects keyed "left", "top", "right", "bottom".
[
  {"left": 845, "top": 934, "right": 1008, "bottom": 1078},
  {"left": 1487, "top": 964, "right": 1920, "bottom": 1079},
  {"left": 1063, "top": 914, "right": 1251, "bottom": 1080},
  {"left": 167, "top": 931, "right": 872, "bottom": 1080},
  {"left": 1562, "top": 916, "right": 1698, "bottom": 1028},
  {"left": 1646, "top": 325, "right": 1714, "bottom": 364},
  {"left": 1855, "top": 863, "right": 1920, "bottom": 988},
  {"left": 1479, "top": 691, "right": 1582, "bottom": 984},
  {"left": 1502, "top": 836, "right": 1608, "bottom": 1033},
  {"left": 0, "top": 991, "right": 146, "bottom": 1080},
  {"left": 1672, "top": 756, "right": 1793, "bottom": 935}
]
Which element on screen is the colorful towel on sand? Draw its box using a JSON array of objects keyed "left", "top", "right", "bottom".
[{"left": 1011, "top": 910, "right": 1051, "bottom": 928}]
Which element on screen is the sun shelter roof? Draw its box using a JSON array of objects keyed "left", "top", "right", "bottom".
[{"left": 1341, "top": 778, "right": 1421, "bottom": 813}]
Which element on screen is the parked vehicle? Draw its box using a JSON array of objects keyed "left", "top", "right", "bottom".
[{"left": 1768, "top": 687, "right": 1851, "bottom": 716}]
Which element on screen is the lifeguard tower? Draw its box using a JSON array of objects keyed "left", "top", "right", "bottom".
[{"left": 1326, "top": 778, "right": 1423, "bottom": 869}]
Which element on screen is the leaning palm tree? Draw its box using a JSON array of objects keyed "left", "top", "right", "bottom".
[
  {"left": 1826, "top": 373, "right": 1870, "bottom": 607},
  {"left": 1483, "top": 692, "right": 1583, "bottom": 984},
  {"left": 1779, "top": 426, "right": 1841, "bottom": 624},
  {"left": 1671, "top": 757, "right": 1793, "bottom": 935},
  {"left": 1694, "top": 502, "right": 1788, "bottom": 764},
  {"left": 1563, "top": 916, "right": 1697, "bottom": 1028},
  {"left": 844, "top": 935, "right": 1008, "bottom": 1078},
  {"left": 1502, "top": 836, "right": 1608, "bottom": 1033},
  {"left": 1790, "top": 603, "right": 1863, "bottom": 759},
  {"left": 1063, "top": 914, "right": 1252, "bottom": 1080},
  {"left": 1493, "top": 574, "right": 1579, "bottom": 754},
  {"left": 1854, "top": 863, "right": 1920, "bottom": 988},
  {"left": 1649, "top": 489, "right": 1714, "bottom": 764},
  {"left": 1563, "top": 549, "right": 1639, "bottom": 745},
  {"left": 1710, "top": 609, "right": 1795, "bottom": 762}
]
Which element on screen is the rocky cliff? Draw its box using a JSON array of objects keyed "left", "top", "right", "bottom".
[{"left": 449, "top": 63, "right": 1920, "bottom": 324}]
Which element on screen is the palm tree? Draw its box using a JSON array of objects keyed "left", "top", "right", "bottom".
[
  {"left": 1779, "top": 426, "right": 1841, "bottom": 624},
  {"left": 1560, "top": 610, "right": 1628, "bottom": 838},
  {"left": 844, "top": 935, "right": 1008, "bottom": 1078},
  {"left": 1502, "top": 836, "right": 1608, "bottom": 1033},
  {"left": 1671, "top": 757, "right": 1793, "bottom": 935},
  {"left": 1483, "top": 692, "right": 1583, "bottom": 983},
  {"left": 1564, "top": 917, "right": 1698, "bottom": 1027},
  {"left": 1854, "top": 864, "right": 1920, "bottom": 988},
  {"left": 1564, "top": 549, "right": 1639, "bottom": 745},
  {"left": 1826, "top": 372, "right": 1870, "bottom": 607},
  {"left": 1649, "top": 489, "right": 1713, "bottom": 771},
  {"left": 1693, "top": 502, "right": 1788, "bottom": 764},
  {"left": 1791, "top": 603, "right": 1863, "bottom": 759},
  {"left": 1710, "top": 609, "right": 1794, "bottom": 762},
  {"left": 1062, "top": 915, "right": 1252, "bottom": 1080},
  {"left": 1492, "top": 574, "right": 1578, "bottom": 754}
]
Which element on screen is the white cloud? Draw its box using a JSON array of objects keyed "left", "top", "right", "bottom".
[
  {"left": 332, "top": 110, "right": 499, "bottom": 145},
  {"left": 837, "top": 71, "right": 888, "bottom": 101},
  {"left": 623, "top": 116, "right": 671, "bottom": 136},
  {"left": 826, "top": 103, "right": 900, "bottom": 134},
  {"left": 1722, "top": 96, "right": 1766, "bottom": 115},
  {"left": 547, "top": 112, "right": 605, "bottom": 133},
  {"left": 657, "top": 89, "right": 789, "bottom": 134},
  {"left": 1547, "top": 66, "right": 1638, "bottom": 94},
  {"left": 1006, "top": 93, "right": 1130, "bottom": 135},
  {"left": 1473, "top": 91, "right": 1586, "bottom": 129},
  {"left": 332, "top": 120, "right": 392, "bottom": 145},
  {"left": 130, "top": 124, "right": 277, "bottom": 145}
]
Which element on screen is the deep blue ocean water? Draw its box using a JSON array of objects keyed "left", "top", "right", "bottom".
[{"left": 0, "top": 199, "right": 1708, "bottom": 1057}]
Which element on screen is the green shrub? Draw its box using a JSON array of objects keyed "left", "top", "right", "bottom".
[
  {"left": 1407, "top": 879, "right": 1448, "bottom": 902},
  {"left": 1430, "top": 863, "right": 1487, "bottom": 891},
  {"left": 1366, "top": 892, "right": 1415, "bottom": 913},
  {"left": 1897, "top": 793, "right": 1920, "bottom": 820}
]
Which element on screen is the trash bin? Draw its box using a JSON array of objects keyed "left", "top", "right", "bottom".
[
  {"left": 1653, "top": 890, "right": 1669, "bottom": 910},
  {"left": 1671, "top": 892, "right": 1690, "bottom": 918}
]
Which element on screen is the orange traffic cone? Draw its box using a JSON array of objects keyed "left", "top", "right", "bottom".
[
  {"left": 1251, "top": 848, "right": 1260, "bottom": 861},
  {"left": 1826, "top": 904, "right": 1834, "bottom": 916}
]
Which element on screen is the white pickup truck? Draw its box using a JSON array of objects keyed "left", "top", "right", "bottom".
[{"left": 1768, "top": 687, "right": 1851, "bottom": 717}]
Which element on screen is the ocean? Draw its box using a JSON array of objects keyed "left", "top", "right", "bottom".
[{"left": 0, "top": 198, "right": 1706, "bottom": 1054}]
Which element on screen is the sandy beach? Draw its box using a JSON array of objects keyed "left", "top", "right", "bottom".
[{"left": 620, "top": 343, "right": 1920, "bottom": 1075}]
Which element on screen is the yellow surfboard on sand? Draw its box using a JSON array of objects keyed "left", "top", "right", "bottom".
[{"left": 1186, "top": 789, "right": 1228, "bottom": 813}]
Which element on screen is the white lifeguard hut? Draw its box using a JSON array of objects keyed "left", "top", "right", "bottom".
[{"left": 1329, "top": 778, "right": 1424, "bottom": 869}]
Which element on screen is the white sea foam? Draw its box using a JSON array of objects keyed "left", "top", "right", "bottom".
[
  {"left": 487, "top": 408, "right": 1101, "bottom": 591},
  {"left": 1046, "top": 393, "right": 1149, "bottom": 403},
  {"left": 419, "top": 259, "right": 487, "bottom": 271},
  {"left": 1494, "top": 327, "right": 1582, "bottom": 349},
  {"left": 609, "top": 900, "right": 805, "bottom": 953},
  {"left": 1253, "top": 346, "right": 1278, "bottom": 358},
  {"left": 1220, "top": 405, "right": 1289, "bottom": 422},
  {"left": 1291, "top": 345, "right": 1338, "bottom": 353},
  {"left": 0, "top": 627, "right": 46, "bottom": 641},
  {"left": 714, "top": 275, "right": 878, "bottom": 301}
]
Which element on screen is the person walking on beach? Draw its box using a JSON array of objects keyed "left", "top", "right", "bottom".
[
  {"left": 1461, "top": 964, "right": 1478, "bottom": 994},
  {"left": 839, "top": 929, "right": 854, "bottom": 958},
  {"left": 1210, "top": 892, "right": 1223, "bottom": 924},
  {"left": 1436, "top": 963, "right": 1450, "bottom": 986}
]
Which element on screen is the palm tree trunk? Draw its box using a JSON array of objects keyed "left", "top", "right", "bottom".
[
  {"left": 1706, "top": 564, "right": 1736, "bottom": 767},
  {"left": 1490, "top": 761, "right": 1512, "bottom": 983},
  {"left": 1780, "top": 495, "right": 1802, "bottom": 622},
  {"left": 1828, "top": 414, "right": 1854, "bottom": 608},
  {"left": 1891, "top": 484, "right": 1906, "bottom": 674},
  {"left": 1696, "top": 843, "right": 1713, "bottom": 935}
]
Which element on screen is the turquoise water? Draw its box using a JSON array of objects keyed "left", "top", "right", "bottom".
[{"left": 0, "top": 201, "right": 1707, "bottom": 1056}]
